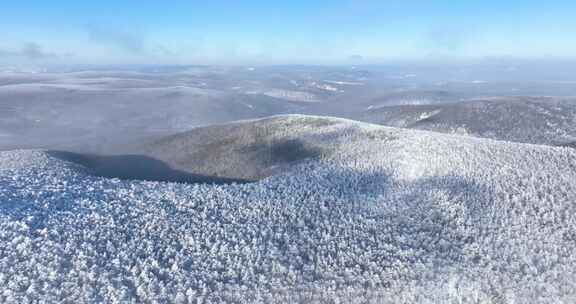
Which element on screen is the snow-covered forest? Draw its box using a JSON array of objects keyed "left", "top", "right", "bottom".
[{"left": 1, "top": 116, "right": 576, "bottom": 303}]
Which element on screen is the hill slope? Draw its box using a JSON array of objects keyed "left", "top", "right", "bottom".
[
  {"left": 138, "top": 115, "right": 354, "bottom": 181},
  {"left": 361, "top": 96, "right": 576, "bottom": 146},
  {"left": 1, "top": 115, "right": 576, "bottom": 303}
]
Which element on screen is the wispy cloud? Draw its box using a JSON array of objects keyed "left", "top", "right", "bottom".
[
  {"left": 421, "top": 27, "right": 475, "bottom": 57},
  {"left": 0, "top": 42, "right": 70, "bottom": 60},
  {"left": 85, "top": 25, "right": 174, "bottom": 57},
  {"left": 348, "top": 54, "right": 364, "bottom": 61}
]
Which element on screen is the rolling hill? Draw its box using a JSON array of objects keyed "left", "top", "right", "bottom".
[
  {"left": 2, "top": 115, "right": 576, "bottom": 302},
  {"left": 360, "top": 96, "right": 576, "bottom": 147}
]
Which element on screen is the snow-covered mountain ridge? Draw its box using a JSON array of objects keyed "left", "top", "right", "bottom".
[{"left": 1, "top": 115, "right": 576, "bottom": 303}]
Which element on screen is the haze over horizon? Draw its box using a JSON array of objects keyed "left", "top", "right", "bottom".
[{"left": 2, "top": 0, "right": 576, "bottom": 65}]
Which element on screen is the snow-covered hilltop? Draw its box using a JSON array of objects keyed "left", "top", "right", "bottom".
[
  {"left": 362, "top": 96, "right": 576, "bottom": 147},
  {"left": 1, "top": 115, "right": 576, "bottom": 303}
]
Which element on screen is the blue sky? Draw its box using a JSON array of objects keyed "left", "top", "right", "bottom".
[{"left": 1, "top": 0, "right": 575, "bottom": 64}]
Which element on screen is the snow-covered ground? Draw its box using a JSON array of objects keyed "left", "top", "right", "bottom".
[
  {"left": 246, "top": 89, "right": 321, "bottom": 103},
  {"left": 1, "top": 115, "right": 576, "bottom": 303},
  {"left": 363, "top": 97, "right": 576, "bottom": 147}
]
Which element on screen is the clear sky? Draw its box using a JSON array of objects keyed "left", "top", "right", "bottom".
[{"left": 1, "top": 0, "right": 575, "bottom": 65}]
